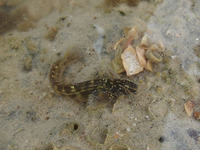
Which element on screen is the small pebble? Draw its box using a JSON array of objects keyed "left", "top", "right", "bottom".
[
  {"left": 45, "top": 26, "right": 58, "bottom": 41},
  {"left": 45, "top": 116, "right": 50, "bottom": 120},
  {"left": 158, "top": 136, "right": 165, "bottom": 143},
  {"left": 193, "top": 111, "right": 200, "bottom": 120}
]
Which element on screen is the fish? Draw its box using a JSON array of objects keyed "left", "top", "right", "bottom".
[{"left": 49, "top": 49, "right": 137, "bottom": 100}]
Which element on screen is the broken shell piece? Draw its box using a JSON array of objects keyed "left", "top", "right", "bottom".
[
  {"left": 146, "top": 61, "right": 153, "bottom": 72},
  {"left": 109, "top": 144, "right": 131, "bottom": 150},
  {"left": 149, "top": 44, "right": 159, "bottom": 51},
  {"left": 90, "top": 127, "right": 108, "bottom": 144},
  {"left": 136, "top": 47, "right": 146, "bottom": 68},
  {"left": 127, "top": 26, "right": 138, "bottom": 40},
  {"left": 59, "top": 146, "right": 81, "bottom": 150},
  {"left": 112, "top": 60, "right": 125, "bottom": 73},
  {"left": 112, "top": 45, "right": 125, "bottom": 73},
  {"left": 184, "top": 101, "right": 195, "bottom": 117},
  {"left": 157, "top": 41, "right": 165, "bottom": 51},
  {"left": 123, "top": 27, "right": 131, "bottom": 37},
  {"left": 114, "top": 38, "right": 125, "bottom": 50},
  {"left": 145, "top": 50, "right": 163, "bottom": 63},
  {"left": 52, "top": 144, "right": 81, "bottom": 150},
  {"left": 140, "top": 34, "right": 148, "bottom": 47},
  {"left": 123, "top": 27, "right": 138, "bottom": 50},
  {"left": 148, "top": 97, "right": 169, "bottom": 119},
  {"left": 193, "top": 111, "right": 200, "bottom": 120},
  {"left": 121, "top": 45, "right": 143, "bottom": 76}
]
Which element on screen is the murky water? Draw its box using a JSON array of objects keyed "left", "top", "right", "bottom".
[{"left": 0, "top": 0, "right": 200, "bottom": 149}]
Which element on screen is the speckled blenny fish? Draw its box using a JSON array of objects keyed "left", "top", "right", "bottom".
[{"left": 49, "top": 50, "right": 137, "bottom": 100}]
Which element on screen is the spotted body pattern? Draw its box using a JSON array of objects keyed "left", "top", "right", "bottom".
[{"left": 49, "top": 55, "right": 137, "bottom": 100}]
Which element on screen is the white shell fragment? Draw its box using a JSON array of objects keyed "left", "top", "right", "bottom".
[
  {"left": 157, "top": 41, "right": 165, "bottom": 51},
  {"left": 140, "top": 34, "right": 148, "bottom": 47},
  {"left": 121, "top": 45, "right": 143, "bottom": 76},
  {"left": 136, "top": 46, "right": 146, "bottom": 68},
  {"left": 146, "top": 61, "right": 153, "bottom": 72}
]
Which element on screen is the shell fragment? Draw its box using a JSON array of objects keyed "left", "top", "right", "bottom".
[{"left": 121, "top": 45, "right": 143, "bottom": 76}]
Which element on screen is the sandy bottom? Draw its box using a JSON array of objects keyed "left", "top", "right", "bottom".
[{"left": 0, "top": 0, "right": 200, "bottom": 149}]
